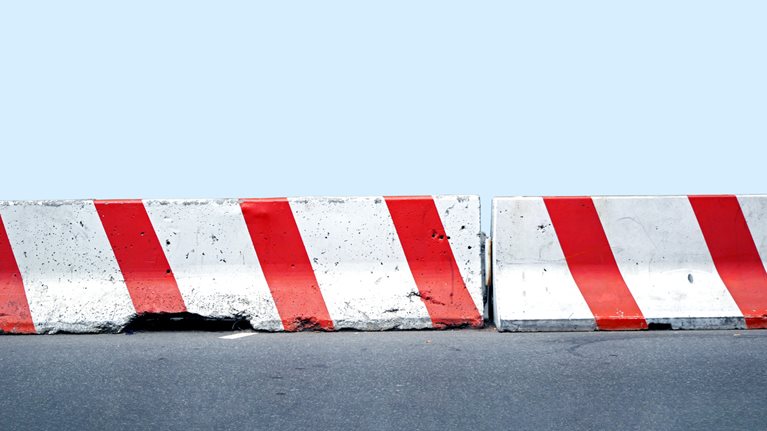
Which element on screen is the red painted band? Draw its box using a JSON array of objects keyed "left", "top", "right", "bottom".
[
  {"left": 689, "top": 195, "right": 767, "bottom": 329},
  {"left": 385, "top": 196, "right": 482, "bottom": 328},
  {"left": 544, "top": 197, "right": 647, "bottom": 330},
  {"left": 0, "top": 214, "right": 35, "bottom": 334},
  {"left": 94, "top": 200, "right": 186, "bottom": 314},
  {"left": 240, "top": 198, "right": 334, "bottom": 331}
]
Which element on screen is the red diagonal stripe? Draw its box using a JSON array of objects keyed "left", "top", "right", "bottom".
[
  {"left": 689, "top": 195, "right": 767, "bottom": 329},
  {"left": 240, "top": 198, "right": 333, "bottom": 331},
  {"left": 544, "top": 197, "right": 647, "bottom": 330},
  {"left": 384, "top": 196, "right": 482, "bottom": 328},
  {"left": 0, "top": 214, "right": 35, "bottom": 334},
  {"left": 94, "top": 200, "right": 186, "bottom": 314}
]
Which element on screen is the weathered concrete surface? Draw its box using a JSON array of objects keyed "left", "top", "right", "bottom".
[
  {"left": 493, "top": 195, "right": 767, "bottom": 331},
  {"left": 0, "top": 196, "right": 484, "bottom": 333}
]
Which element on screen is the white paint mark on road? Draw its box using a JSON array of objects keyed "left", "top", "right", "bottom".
[{"left": 219, "top": 332, "right": 257, "bottom": 340}]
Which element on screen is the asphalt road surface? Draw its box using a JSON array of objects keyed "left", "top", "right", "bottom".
[{"left": 2, "top": 328, "right": 766, "bottom": 430}]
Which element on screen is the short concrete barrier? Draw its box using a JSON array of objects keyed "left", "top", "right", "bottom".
[
  {"left": 493, "top": 195, "right": 767, "bottom": 331},
  {"left": 0, "top": 196, "right": 484, "bottom": 333}
]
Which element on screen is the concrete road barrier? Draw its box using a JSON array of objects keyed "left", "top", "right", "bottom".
[
  {"left": 0, "top": 196, "right": 484, "bottom": 333},
  {"left": 493, "top": 195, "right": 767, "bottom": 331}
]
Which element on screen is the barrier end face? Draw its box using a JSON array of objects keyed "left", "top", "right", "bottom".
[{"left": 482, "top": 235, "right": 492, "bottom": 320}]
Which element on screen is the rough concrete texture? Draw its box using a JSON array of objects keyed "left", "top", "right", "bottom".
[
  {"left": 0, "top": 196, "right": 484, "bottom": 333},
  {"left": 493, "top": 195, "right": 767, "bottom": 331}
]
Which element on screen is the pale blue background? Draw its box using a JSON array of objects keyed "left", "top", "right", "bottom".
[{"left": 1, "top": 1, "right": 765, "bottom": 230}]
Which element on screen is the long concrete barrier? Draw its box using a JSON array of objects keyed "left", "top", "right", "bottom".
[
  {"left": 493, "top": 195, "right": 767, "bottom": 331},
  {"left": 0, "top": 196, "right": 484, "bottom": 334}
]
